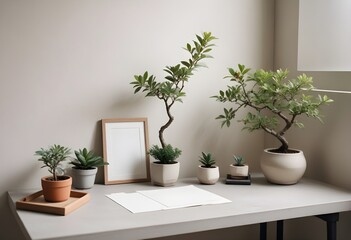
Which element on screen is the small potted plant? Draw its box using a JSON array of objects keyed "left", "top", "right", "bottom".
[
  {"left": 230, "top": 155, "right": 249, "bottom": 177},
  {"left": 35, "top": 144, "right": 72, "bottom": 202},
  {"left": 213, "top": 64, "right": 333, "bottom": 184},
  {"left": 197, "top": 152, "right": 219, "bottom": 185},
  {"left": 131, "top": 32, "right": 216, "bottom": 186},
  {"left": 70, "top": 148, "right": 108, "bottom": 189}
]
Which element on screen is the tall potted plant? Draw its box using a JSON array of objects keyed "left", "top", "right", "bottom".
[
  {"left": 213, "top": 64, "right": 333, "bottom": 184},
  {"left": 131, "top": 32, "right": 216, "bottom": 186},
  {"left": 70, "top": 148, "right": 108, "bottom": 189},
  {"left": 35, "top": 144, "right": 72, "bottom": 202}
]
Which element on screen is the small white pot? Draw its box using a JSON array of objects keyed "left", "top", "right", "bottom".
[
  {"left": 229, "top": 164, "right": 249, "bottom": 177},
  {"left": 260, "top": 148, "right": 306, "bottom": 185},
  {"left": 71, "top": 167, "right": 98, "bottom": 189},
  {"left": 197, "top": 165, "right": 219, "bottom": 185},
  {"left": 150, "top": 162, "right": 180, "bottom": 187}
]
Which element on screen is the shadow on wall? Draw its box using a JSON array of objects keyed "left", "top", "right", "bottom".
[
  {"left": 91, "top": 120, "right": 105, "bottom": 185},
  {"left": 304, "top": 93, "right": 351, "bottom": 189}
]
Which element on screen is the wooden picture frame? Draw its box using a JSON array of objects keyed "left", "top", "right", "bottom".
[{"left": 102, "top": 118, "right": 150, "bottom": 184}]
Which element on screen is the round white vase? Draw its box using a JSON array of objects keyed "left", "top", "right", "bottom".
[
  {"left": 260, "top": 148, "right": 306, "bottom": 185},
  {"left": 150, "top": 162, "right": 180, "bottom": 187},
  {"left": 197, "top": 165, "right": 219, "bottom": 185}
]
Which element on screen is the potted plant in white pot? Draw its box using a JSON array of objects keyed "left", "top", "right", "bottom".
[
  {"left": 131, "top": 32, "right": 216, "bottom": 186},
  {"left": 230, "top": 155, "right": 249, "bottom": 177},
  {"left": 213, "top": 64, "right": 333, "bottom": 184},
  {"left": 69, "top": 148, "right": 108, "bottom": 189},
  {"left": 35, "top": 144, "right": 72, "bottom": 202},
  {"left": 197, "top": 152, "right": 219, "bottom": 185}
]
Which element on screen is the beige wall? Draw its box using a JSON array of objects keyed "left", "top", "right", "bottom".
[
  {"left": 273, "top": 0, "right": 351, "bottom": 239},
  {"left": 0, "top": 0, "right": 274, "bottom": 239}
]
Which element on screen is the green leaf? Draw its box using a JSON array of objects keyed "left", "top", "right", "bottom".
[
  {"left": 181, "top": 61, "right": 190, "bottom": 68},
  {"left": 228, "top": 68, "right": 236, "bottom": 77},
  {"left": 186, "top": 43, "right": 191, "bottom": 52},
  {"left": 143, "top": 71, "right": 148, "bottom": 81}
]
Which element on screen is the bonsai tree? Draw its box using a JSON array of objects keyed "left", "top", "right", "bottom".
[
  {"left": 70, "top": 148, "right": 108, "bottom": 169},
  {"left": 199, "top": 152, "right": 216, "bottom": 168},
  {"left": 35, "top": 144, "right": 71, "bottom": 181},
  {"left": 233, "top": 155, "right": 245, "bottom": 166},
  {"left": 131, "top": 32, "right": 216, "bottom": 163},
  {"left": 213, "top": 64, "right": 333, "bottom": 153}
]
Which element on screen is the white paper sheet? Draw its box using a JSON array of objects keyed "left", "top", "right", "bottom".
[
  {"left": 106, "top": 192, "right": 167, "bottom": 213},
  {"left": 106, "top": 185, "right": 231, "bottom": 213},
  {"left": 138, "top": 185, "right": 231, "bottom": 208}
]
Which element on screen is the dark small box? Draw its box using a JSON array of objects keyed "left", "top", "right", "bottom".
[{"left": 225, "top": 174, "right": 251, "bottom": 185}]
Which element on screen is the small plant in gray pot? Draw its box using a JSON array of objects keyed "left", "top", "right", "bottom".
[
  {"left": 131, "top": 32, "right": 216, "bottom": 186},
  {"left": 230, "top": 155, "right": 249, "bottom": 177},
  {"left": 197, "top": 152, "right": 219, "bottom": 185},
  {"left": 35, "top": 144, "right": 72, "bottom": 202},
  {"left": 70, "top": 148, "right": 108, "bottom": 189}
]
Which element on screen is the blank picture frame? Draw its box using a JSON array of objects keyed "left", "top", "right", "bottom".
[{"left": 102, "top": 118, "right": 150, "bottom": 184}]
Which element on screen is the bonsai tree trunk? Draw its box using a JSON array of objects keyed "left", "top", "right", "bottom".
[
  {"left": 159, "top": 99, "right": 175, "bottom": 148},
  {"left": 262, "top": 112, "right": 296, "bottom": 153}
]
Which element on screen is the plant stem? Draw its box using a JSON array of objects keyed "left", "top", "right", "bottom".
[
  {"left": 53, "top": 167, "right": 57, "bottom": 181},
  {"left": 159, "top": 99, "right": 175, "bottom": 148}
]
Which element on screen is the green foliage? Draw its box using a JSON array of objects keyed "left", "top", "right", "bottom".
[
  {"left": 199, "top": 152, "right": 216, "bottom": 168},
  {"left": 149, "top": 144, "right": 182, "bottom": 164},
  {"left": 35, "top": 144, "right": 71, "bottom": 181},
  {"left": 131, "top": 32, "right": 216, "bottom": 151},
  {"left": 213, "top": 64, "right": 333, "bottom": 153},
  {"left": 70, "top": 148, "right": 108, "bottom": 170},
  {"left": 233, "top": 155, "right": 245, "bottom": 166}
]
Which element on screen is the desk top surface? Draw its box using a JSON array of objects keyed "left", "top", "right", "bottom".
[{"left": 8, "top": 175, "right": 351, "bottom": 240}]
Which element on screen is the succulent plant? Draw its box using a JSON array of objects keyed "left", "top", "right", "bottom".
[
  {"left": 199, "top": 152, "right": 216, "bottom": 168},
  {"left": 70, "top": 148, "right": 108, "bottom": 170},
  {"left": 233, "top": 155, "right": 245, "bottom": 166}
]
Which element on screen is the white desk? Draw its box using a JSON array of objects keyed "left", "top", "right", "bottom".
[{"left": 8, "top": 175, "right": 351, "bottom": 240}]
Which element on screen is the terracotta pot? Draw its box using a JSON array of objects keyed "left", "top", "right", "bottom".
[
  {"left": 150, "top": 162, "right": 180, "bottom": 187},
  {"left": 41, "top": 175, "right": 72, "bottom": 202},
  {"left": 71, "top": 167, "right": 97, "bottom": 189},
  {"left": 260, "top": 148, "right": 306, "bottom": 185},
  {"left": 229, "top": 164, "right": 249, "bottom": 177},
  {"left": 197, "top": 165, "right": 219, "bottom": 185}
]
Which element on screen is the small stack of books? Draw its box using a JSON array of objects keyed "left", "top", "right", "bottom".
[{"left": 225, "top": 174, "right": 251, "bottom": 185}]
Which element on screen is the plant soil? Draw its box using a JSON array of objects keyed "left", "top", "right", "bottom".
[
  {"left": 45, "top": 175, "right": 71, "bottom": 181},
  {"left": 269, "top": 148, "right": 300, "bottom": 154},
  {"left": 154, "top": 161, "right": 178, "bottom": 165}
]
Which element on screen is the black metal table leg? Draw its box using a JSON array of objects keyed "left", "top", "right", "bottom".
[
  {"left": 260, "top": 222, "right": 267, "bottom": 240},
  {"left": 277, "top": 220, "right": 284, "bottom": 240},
  {"left": 316, "top": 213, "right": 339, "bottom": 240}
]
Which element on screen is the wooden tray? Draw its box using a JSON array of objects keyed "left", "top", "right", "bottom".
[{"left": 16, "top": 190, "right": 90, "bottom": 216}]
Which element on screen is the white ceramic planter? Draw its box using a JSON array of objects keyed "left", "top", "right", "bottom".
[
  {"left": 260, "top": 148, "right": 306, "bottom": 185},
  {"left": 71, "top": 167, "right": 98, "bottom": 189},
  {"left": 197, "top": 165, "right": 219, "bottom": 185},
  {"left": 229, "top": 164, "right": 249, "bottom": 177},
  {"left": 150, "top": 162, "right": 180, "bottom": 187}
]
